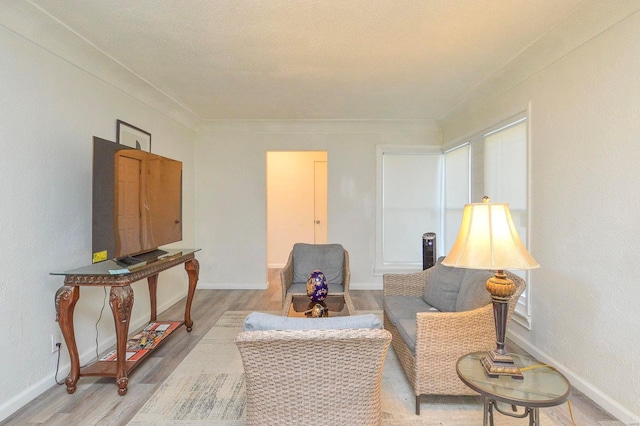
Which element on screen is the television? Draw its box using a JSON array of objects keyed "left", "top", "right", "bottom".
[{"left": 92, "top": 136, "right": 182, "bottom": 264}]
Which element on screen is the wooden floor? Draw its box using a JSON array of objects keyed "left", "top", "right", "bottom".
[{"left": 3, "top": 270, "right": 622, "bottom": 425}]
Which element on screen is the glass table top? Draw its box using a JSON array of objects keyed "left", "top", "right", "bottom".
[
  {"left": 50, "top": 249, "right": 199, "bottom": 277},
  {"left": 288, "top": 294, "right": 349, "bottom": 317},
  {"left": 456, "top": 352, "right": 572, "bottom": 408}
]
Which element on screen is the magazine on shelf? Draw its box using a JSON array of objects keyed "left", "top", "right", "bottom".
[
  {"left": 100, "top": 349, "right": 148, "bottom": 362},
  {"left": 99, "top": 321, "right": 181, "bottom": 361}
]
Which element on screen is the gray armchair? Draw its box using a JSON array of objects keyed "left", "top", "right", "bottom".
[{"left": 280, "top": 243, "right": 354, "bottom": 315}]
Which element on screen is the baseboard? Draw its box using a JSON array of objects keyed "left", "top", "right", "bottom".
[
  {"left": 350, "top": 282, "right": 382, "bottom": 291},
  {"left": 508, "top": 330, "right": 640, "bottom": 425},
  {"left": 0, "top": 293, "right": 186, "bottom": 423},
  {"left": 0, "top": 372, "right": 54, "bottom": 422},
  {"left": 267, "top": 262, "right": 286, "bottom": 269}
]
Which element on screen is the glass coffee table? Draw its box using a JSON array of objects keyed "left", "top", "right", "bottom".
[
  {"left": 456, "top": 352, "right": 571, "bottom": 426},
  {"left": 288, "top": 294, "right": 351, "bottom": 317}
]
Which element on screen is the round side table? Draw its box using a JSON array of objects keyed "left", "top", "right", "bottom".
[{"left": 456, "top": 352, "right": 571, "bottom": 426}]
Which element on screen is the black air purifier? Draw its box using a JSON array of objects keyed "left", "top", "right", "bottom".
[{"left": 422, "top": 232, "right": 436, "bottom": 270}]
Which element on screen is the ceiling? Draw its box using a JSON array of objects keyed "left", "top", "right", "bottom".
[{"left": 29, "top": 0, "right": 586, "bottom": 121}]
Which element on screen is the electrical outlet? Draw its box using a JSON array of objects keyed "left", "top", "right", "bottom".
[{"left": 51, "top": 332, "right": 61, "bottom": 353}]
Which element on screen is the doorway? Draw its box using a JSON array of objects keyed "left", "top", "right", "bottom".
[{"left": 266, "top": 151, "right": 328, "bottom": 268}]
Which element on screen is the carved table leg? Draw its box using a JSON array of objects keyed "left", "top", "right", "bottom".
[
  {"left": 55, "top": 286, "right": 80, "bottom": 394},
  {"left": 184, "top": 259, "right": 200, "bottom": 332},
  {"left": 109, "top": 285, "right": 134, "bottom": 396},
  {"left": 147, "top": 274, "right": 158, "bottom": 322}
]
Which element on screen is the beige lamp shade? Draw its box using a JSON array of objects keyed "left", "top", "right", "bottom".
[{"left": 442, "top": 199, "right": 539, "bottom": 271}]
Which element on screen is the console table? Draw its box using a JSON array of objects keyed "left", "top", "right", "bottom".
[{"left": 52, "top": 249, "right": 200, "bottom": 396}]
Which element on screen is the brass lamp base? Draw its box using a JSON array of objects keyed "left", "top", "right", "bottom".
[
  {"left": 481, "top": 350, "right": 524, "bottom": 379},
  {"left": 483, "top": 270, "right": 524, "bottom": 380}
]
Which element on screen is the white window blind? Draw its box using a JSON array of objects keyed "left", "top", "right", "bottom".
[
  {"left": 375, "top": 146, "right": 442, "bottom": 273},
  {"left": 484, "top": 121, "right": 527, "bottom": 237},
  {"left": 483, "top": 118, "right": 531, "bottom": 328},
  {"left": 444, "top": 143, "right": 470, "bottom": 254}
]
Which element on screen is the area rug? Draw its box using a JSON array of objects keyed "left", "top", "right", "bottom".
[{"left": 128, "top": 311, "right": 558, "bottom": 425}]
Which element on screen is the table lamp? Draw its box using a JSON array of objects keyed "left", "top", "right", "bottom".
[{"left": 442, "top": 196, "right": 539, "bottom": 379}]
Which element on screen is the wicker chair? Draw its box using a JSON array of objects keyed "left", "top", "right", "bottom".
[
  {"left": 235, "top": 328, "right": 392, "bottom": 426},
  {"left": 383, "top": 267, "right": 525, "bottom": 415},
  {"left": 280, "top": 243, "right": 354, "bottom": 315}
]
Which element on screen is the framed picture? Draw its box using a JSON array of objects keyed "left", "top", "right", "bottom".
[{"left": 117, "top": 120, "right": 151, "bottom": 152}]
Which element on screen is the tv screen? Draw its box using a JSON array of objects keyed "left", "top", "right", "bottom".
[{"left": 92, "top": 137, "right": 182, "bottom": 263}]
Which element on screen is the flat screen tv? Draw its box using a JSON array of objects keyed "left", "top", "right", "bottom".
[{"left": 92, "top": 136, "right": 182, "bottom": 263}]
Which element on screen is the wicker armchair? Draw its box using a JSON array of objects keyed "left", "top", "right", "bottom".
[
  {"left": 280, "top": 243, "right": 354, "bottom": 315},
  {"left": 235, "top": 328, "right": 392, "bottom": 426},
  {"left": 383, "top": 267, "right": 525, "bottom": 415}
]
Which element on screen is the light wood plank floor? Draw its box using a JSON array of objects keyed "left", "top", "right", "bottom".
[{"left": 2, "top": 270, "right": 622, "bottom": 425}]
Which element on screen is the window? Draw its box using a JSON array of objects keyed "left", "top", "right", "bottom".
[
  {"left": 476, "top": 116, "right": 532, "bottom": 328},
  {"left": 443, "top": 143, "right": 470, "bottom": 254},
  {"left": 375, "top": 145, "right": 442, "bottom": 274},
  {"left": 375, "top": 115, "right": 531, "bottom": 330}
]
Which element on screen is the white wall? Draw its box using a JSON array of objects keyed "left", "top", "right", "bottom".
[
  {"left": 4, "top": 0, "right": 638, "bottom": 423},
  {"left": 441, "top": 6, "right": 640, "bottom": 424},
  {"left": 194, "top": 120, "right": 441, "bottom": 290},
  {"left": 0, "top": 9, "right": 197, "bottom": 422}
]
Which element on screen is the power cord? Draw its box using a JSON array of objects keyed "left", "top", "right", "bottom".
[
  {"left": 520, "top": 363, "right": 578, "bottom": 425},
  {"left": 54, "top": 342, "right": 64, "bottom": 385},
  {"left": 54, "top": 287, "right": 108, "bottom": 385}
]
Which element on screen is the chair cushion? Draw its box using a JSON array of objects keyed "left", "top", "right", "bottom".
[
  {"left": 383, "top": 296, "right": 438, "bottom": 354},
  {"left": 292, "top": 243, "right": 344, "bottom": 285},
  {"left": 383, "top": 296, "right": 437, "bottom": 325},
  {"left": 455, "top": 269, "right": 494, "bottom": 312},
  {"left": 422, "top": 257, "right": 466, "bottom": 312},
  {"left": 243, "top": 312, "right": 382, "bottom": 331}
]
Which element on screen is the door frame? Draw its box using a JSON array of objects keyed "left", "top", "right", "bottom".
[{"left": 266, "top": 151, "right": 328, "bottom": 268}]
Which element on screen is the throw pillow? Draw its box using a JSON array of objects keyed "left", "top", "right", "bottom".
[
  {"left": 455, "top": 268, "right": 494, "bottom": 312},
  {"left": 423, "top": 257, "right": 466, "bottom": 312}
]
